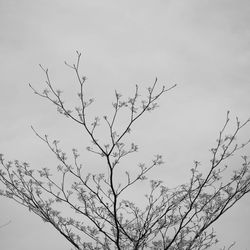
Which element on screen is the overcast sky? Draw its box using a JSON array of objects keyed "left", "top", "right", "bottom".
[{"left": 1, "top": 1, "right": 250, "bottom": 249}]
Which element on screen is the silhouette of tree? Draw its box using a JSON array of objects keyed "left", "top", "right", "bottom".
[{"left": 0, "top": 52, "right": 250, "bottom": 249}]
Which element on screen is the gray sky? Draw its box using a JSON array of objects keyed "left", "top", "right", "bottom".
[{"left": 0, "top": 0, "right": 250, "bottom": 249}]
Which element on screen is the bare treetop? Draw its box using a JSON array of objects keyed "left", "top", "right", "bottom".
[{"left": 1, "top": 52, "right": 250, "bottom": 250}]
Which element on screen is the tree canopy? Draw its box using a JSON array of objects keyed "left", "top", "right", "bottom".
[{"left": 1, "top": 52, "right": 250, "bottom": 250}]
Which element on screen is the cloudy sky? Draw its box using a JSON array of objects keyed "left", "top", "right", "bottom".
[{"left": 0, "top": 0, "right": 250, "bottom": 249}]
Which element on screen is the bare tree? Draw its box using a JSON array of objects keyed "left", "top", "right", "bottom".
[{"left": 0, "top": 52, "right": 250, "bottom": 250}]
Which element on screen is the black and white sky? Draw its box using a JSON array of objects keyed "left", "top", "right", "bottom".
[{"left": 0, "top": 1, "right": 250, "bottom": 249}]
